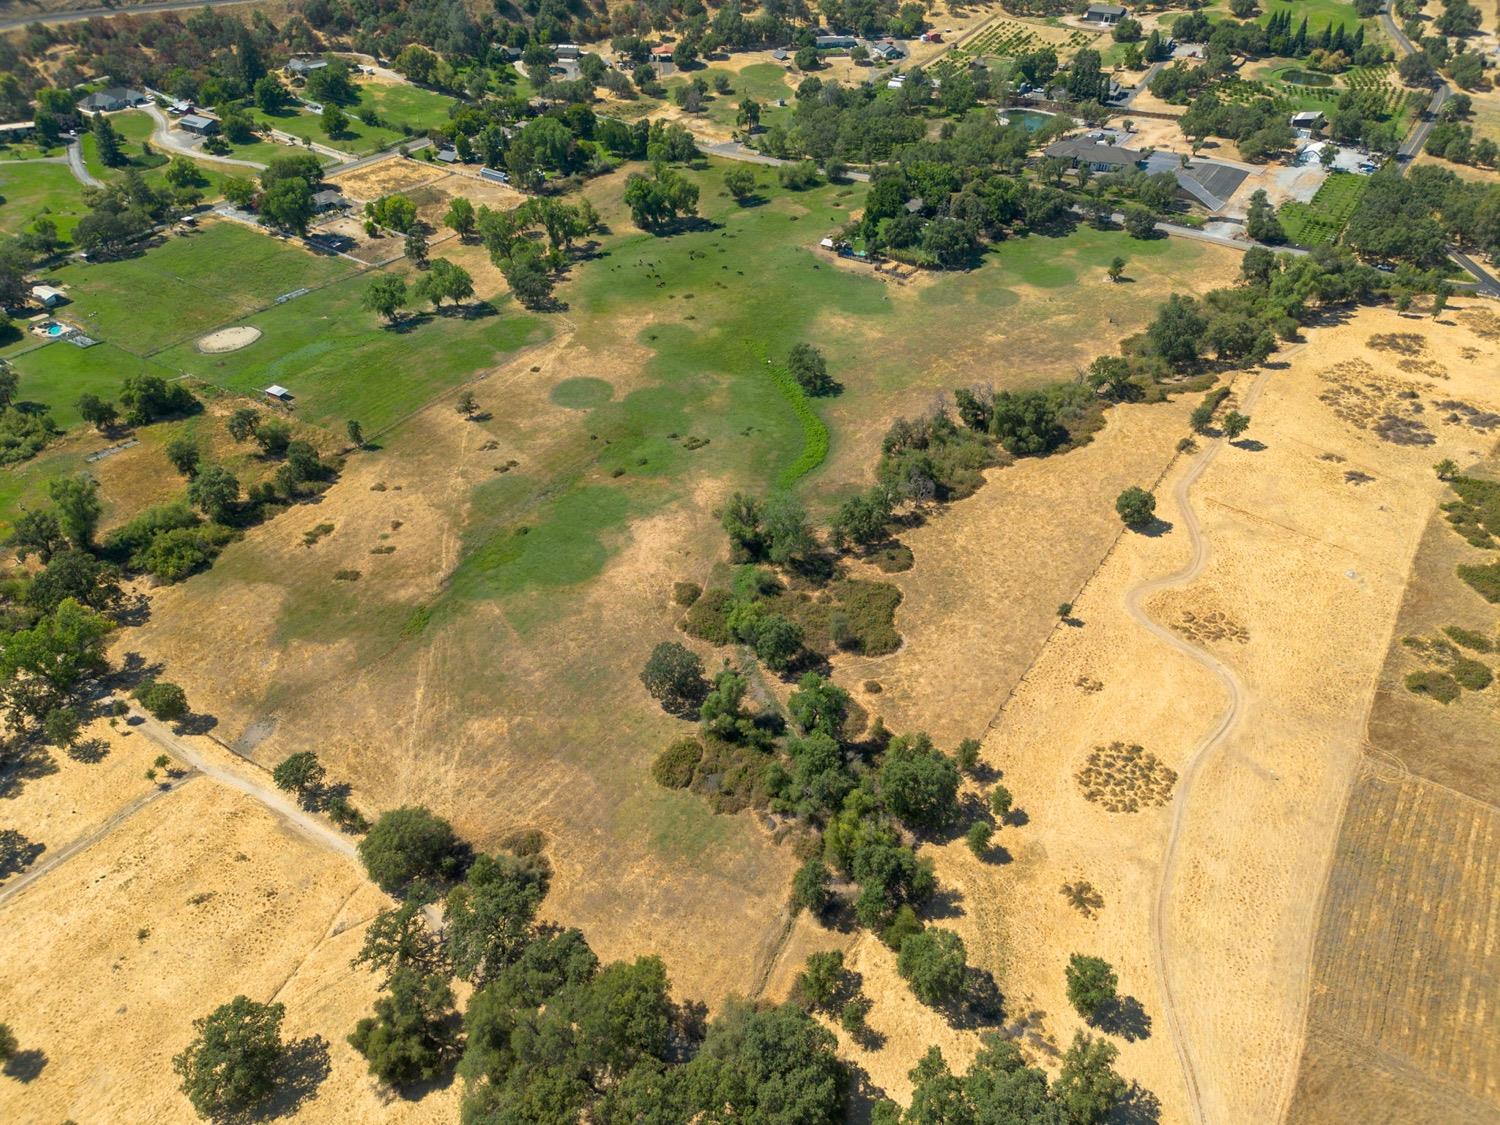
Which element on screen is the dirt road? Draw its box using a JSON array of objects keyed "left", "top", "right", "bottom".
[{"left": 1123, "top": 367, "right": 1272, "bottom": 1125}]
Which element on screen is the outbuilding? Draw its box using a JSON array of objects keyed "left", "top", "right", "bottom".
[
  {"left": 178, "top": 113, "right": 219, "bottom": 136},
  {"left": 31, "top": 285, "right": 66, "bottom": 308},
  {"left": 1082, "top": 3, "right": 1127, "bottom": 25},
  {"left": 0, "top": 121, "right": 36, "bottom": 141},
  {"left": 264, "top": 385, "right": 294, "bottom": 402},
  {"left": 78, "top": 87, "right": 148, "bottom": 113},
  {"left": 286, "top": 57, "right": 329, "bottom": 75},
  {"left": 1289, "top": 110, "right": 1325, "bottom": 130}
]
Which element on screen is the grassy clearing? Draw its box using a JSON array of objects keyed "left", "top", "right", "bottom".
[
  {"left": 249, "top": 106, "right": 405, "bottom": 157},
  {"left": 42, "top": 221, "right": 353, "bottom": 355},
  {"left": 664, "top": 63, "right": 795, "bottom": 132},
  {"left": 353, "top": 81, "right": 461, "bottom": 133},
  {"left": 0, "top": 161, "right": 90, "bottom": 239},
  {"left": 10, "top": 342, "right": 176, "bottom": 429},
  {"left": 159, "top": 274, "right": 550, "bottom": 432},
  {"left": 1260, "top": 0, "right": 1364, "bottom": 31},
  {"left": 1279, "top": 172, "right": 1368, "bottom": 247}
]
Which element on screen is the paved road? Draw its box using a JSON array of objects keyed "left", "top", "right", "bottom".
[
  {"left": 0, "top": 0, "right": 253, "bottom": 31},
  {"left": 698, "top": 137, "right": 871, "bottom": 181},
  {"left": 1118, "top": 61, "right": 1166, "bottom": 109},
  {"left": 64, "top": 138, "right": 102, "bottom": 187},
  {"left": 1124, "top": 365, "right": 1273, "bottom": 1125}
]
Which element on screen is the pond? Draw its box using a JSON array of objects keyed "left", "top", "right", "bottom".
[
  {"left": 1280, "top": 68, "right": 1335, "bottom": 87},
  {"left": 1002, "top": 110, "right": 1056, "bottom": 132}
]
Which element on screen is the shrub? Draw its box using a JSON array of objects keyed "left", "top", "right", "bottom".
[
  {"left": 682, "top": 587, "right": 733, "bottom": 643},
  {"left": 1116, "top": 487, "right": 1157, "bottom": 528},
  {"left": 1458, "top": 560, "right": 1500, "bottom": 603},
  {"left": 881, "top": 904, "right": 922, "bottom": 950},
  {"left": 791, "top": 856, "right": 831, "bottom": 915},
  {"left": 897, "top": 927, "right": 968, "bottom": 1008},
  {"left": 1451, "top": 657, "right": 1493, "bottom": 691},
  {"left": 358, "top": 806, "right": 463, "bottom": 892},
  {"left": 830, "top": 580, "right": 902, "bottom": 655},
  {"left": 1405, "top": 669, "right": 1461, "bottom": 703},
  {"left": 672, "top": 581, "right": 702, "bottom": 606},
  {"left": 1065, "top": 953, "right": 1118, "bottom": 1021},
  {"left": 640, "top": 641, "right": 707, "bottom": 714},
  {"left": 651, "top": 739, "right": 702, "bottom": 788},
  {"left": 1443, "top": 625, "right": 1494, "bottom": 653},
  {"left": 136, "top": 679, "right": 189, "bottom": 722},
  {"left": 965, "top": 821, "right": 992, "bottom": 857}
]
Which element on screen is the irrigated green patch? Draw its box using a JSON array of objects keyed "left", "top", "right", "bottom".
[
  {"left": 160, "top": 277, "right": 550, "bottom": 432},
  {"left": 249, "top": 105, "right": 405, "bottom": 157},
  {"left": 0, "top": 161, "right": 90, "bottom": 240},
  {"left": 551, "top": 376, "right": 614, "bottom": 408},
  {"left": 353, "top": 81, "right": 461, "bottom": 134},
  {"left": 43, "top": 221, "right": 353, "bottom": 355},
  {"left": 10, "top": 342, "right": 176, "bottom": 429}
]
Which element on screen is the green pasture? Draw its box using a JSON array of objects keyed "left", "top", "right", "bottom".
[
  {"left": 0, "top": 161, "right": 90, "bottom": 239},
  {"left": 158, "top": 274, "right": 550, "bottom": 432},
  {"left": 42, "top": 221, "right": 352, "bottom": 355},
  {"left": 1260, "top": 0, "right": 1365, "bottom": 31},
  {"left": 353, "top": 81, "right": 460, "bottom": 133},
  {"left": 249, "top": 105, "right": 405, "bottom": 157},
  {"left": 10, "top": 342, "right": 176, "bottom": 430}
]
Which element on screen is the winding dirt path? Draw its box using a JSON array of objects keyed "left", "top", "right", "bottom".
[{"left": 1123, "top": 367, "right": 1271, "bottom": 1125}]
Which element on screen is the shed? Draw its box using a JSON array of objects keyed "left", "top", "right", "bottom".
[
  {"left": 31, "top": 285, "right": 66, "bottom": 308},
  {"left": 1289, "top": 110, "right": 1325, "bottom": 129},
  {"left": 434, "top": 145, "right": 458, "bottom": 163},
  {"left": 1082, "top": 3, "right": 1127, "bottom": 24},
  {"left": 904, "top": 196, "right": 925, "bottom": 213},
  {"left": 0, "top": 120, "right": 36, "bottom": 140},
  {"left": 772, "top": 48, "right": 790, "bottom": 61},
  {"left": 264, "top": 385, "right": 293, "bottom": 401},
  {"left": 178, "top": 113, "right": 219, "bottom": 136},
  {"left": 480, "top": 166, "right": 511, "bottom": 184},
  {"left": 815, "top": 35, "right": 858, "bottom": 49}
]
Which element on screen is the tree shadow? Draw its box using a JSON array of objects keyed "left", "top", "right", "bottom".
[
  {"left": 1230, "top": 438, "right": 1266, "bottom": 452},
  {"left": 1110, "top": 1080, "right": 1162, "bottom": 1125},
  {"left": 174, "top": 712, "right": 219, "bottom": 737},
  {"left": 1132, "top": 517, "right": 1174, "bottom": 538},
  {"left": 67, "top": 737, "right": 110, "bottom": 764},
  {"left": 947, "top": 965, "right": 1005, "bottom": 1029},
  {"left": 923, "top": 886, "right": 966, "bottom": 921},
  {"left": 0, "top": 745, "right": 59, "bottom": 800},
  {"left": 0, "top": 828, "right": 45, "bottom": 878},
  {"left": 253, "top": 1035, "right": 331, "bottom": 1120},
  {"left": 2, "top": 1048, "right": 48, "bottom": 1083},
  {"left": 1095, "top": 994, "right": 1152, "bottom": 1041}
]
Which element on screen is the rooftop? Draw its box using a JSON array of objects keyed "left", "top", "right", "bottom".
[{"left": 1044, "top": 137, "right": 1142, "bottom": 166}]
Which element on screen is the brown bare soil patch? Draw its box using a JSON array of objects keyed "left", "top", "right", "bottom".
[{"left": 327, "top": 154, "right": 448, "bottom": 202}]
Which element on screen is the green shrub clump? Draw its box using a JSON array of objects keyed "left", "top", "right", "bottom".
[
  {"left": 1405, "top": 669, "right": 1461, "bottom": 703},
  {"left": 1458, "top": 561, "right": 1500, "bottom": 603},
  {"left": 1443, "top": 625, "right": 1494, "bottom": 653},
  {"left": 682, "top": 587, "right": 733, "bottom": 643},
  {"left": 651, "top": 739, "right": 703, "bottom": 788},
  {"left": 1450, "top": 657, "right": 1493, "bottom": 691}
]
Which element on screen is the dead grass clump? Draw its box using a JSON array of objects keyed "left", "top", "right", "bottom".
[
  {"left": 1457, "top": 308, "right": 1500, "bottom": 339},
  {"left": 1075, "top": 675, "right": 1104, "bottom": 693},
  {"left": 1175, "top": 609, "right": 1249, "bottom": 645},
  {"left": 1405, "top": 669, "right": 1461, "bottom": 703},
  {"left": 1396, "top": 357, "right": 1447, "bottom": 380},
  {"left": 1433, "top": 401, "right": 1500, "bottom": 431},
  {"left": 864, "top": 680, "right": 882, "bottom": 693},
  {"left": 1344, "top": 470, "right": 1375, "bottom": 485},
  {"left": 1061, "top": 879, "right": 1104, "bottom": 918},
  {"left": 673, "top": 581, "right": 703, "bottom": 607},
  {"left": 1075, "top": 742, "right": 1177, "bottom": 813},
  {"left": 1372, "top": 413, "right": 1435, "bottom": 446},
  {"left": 1318, "top": 362, "right": 1434, "bottom": 444},
  {"left": 1367, "top": 333, "right": 1427, "bottom": 356}
]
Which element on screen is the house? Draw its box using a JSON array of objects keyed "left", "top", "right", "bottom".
[
  {"left": 921, "top": 31, "right": 944, "bottom": 43},
  {"left": 555, "top": 44, "right": 581, "bottom": 60},
  {"left": 31, "top": 285, "right": 66, "bottom": 308},
  {"left": 870, "top": 41, "right": 905, "bottom": 62},
  {"left": 1289, "top": 110, "right": 1325, "bottom": 130},
  {"left": 264, "top": 385, "right": 294, "bottom": 402},
  {"left": 650, "top": 43, "right": 676, "bottom": 60},
  {"left": 311, "top": 188, "right": 347, "bottom": 212},
  {"left": 78, "top": 87, "right": 148, "bottom": 113},
  {"left": 285, "top": 57, "right": 329, "bottom": 75},
  {"left": 0, "top": 120, "right": 35, "bottom": 141},
  {"left": 1082, "top": 3, "right": 1127, "bottom": 25},
  {"left": 178, "top": 113, "right": 219, "bottom": 136},
  {"left": 815, "top": 35, "right": 859, "bottom": 49},
  {"left": 434, "top": 144, "right": 458, "bottom": 163},
  {"left": 1044, "top": 136, "right": 1144, "bottom": 172}
]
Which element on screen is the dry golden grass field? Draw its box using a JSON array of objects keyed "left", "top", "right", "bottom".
[{"left": 874, "top": 302, "right": 1500, "bottom": 1122}]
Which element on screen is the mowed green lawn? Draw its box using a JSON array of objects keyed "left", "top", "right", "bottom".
[
  {"left": 352, "top": 81, "right": 460, "bottom": 132},
  {"left": 664, "top": 63, "right": 795, "bottom": 132},
  {"left": 0, "top": 160, "right": 90, "bottom": 239},
  {"left": 45, "top": 221, "right": 353, "bottom": 355},
  {"left": 158, "top": 273, "right": 550, "bottom": 432},
  {"left": 250, "top": 105, "right": 405, "bottom": 156},
  {"left": 9, "top": 342, "right": 176, "bottom": 430},
  {"left": 1260, "top": 0, "right": 1364, "bottom": 30}
]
